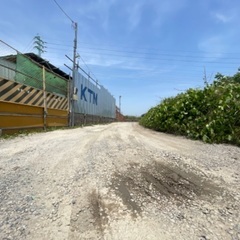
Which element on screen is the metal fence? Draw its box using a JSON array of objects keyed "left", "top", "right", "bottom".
[
  {"left": 0, "top": 58, "right": 16, "bottom": 80},
  {"left": 74, "top": 70, "right": 116, "bottom": 118}
]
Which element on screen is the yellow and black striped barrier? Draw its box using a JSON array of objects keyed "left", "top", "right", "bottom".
[{"left": 0, "top": 78, "right": 68, "bottom": 134}]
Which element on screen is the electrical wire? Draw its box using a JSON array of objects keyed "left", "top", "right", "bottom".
[
  {"left": 73, "top": 50, "right": 240, "bottom": 65},
  {"left": 52, "top": 0, "right": 74, "bottom": 24},
  {"left": 45, "top": 37, "right": 240, "bottom": 57},
  {"left": 51, "top": 2, "right": 103, "bottom": 85},
  {"left": 46, "top": 42, "right": 240, "bottom": 60},
  {"left": 79, "top": 56, "right": 98, "bottom": 82},
  {"left": 78, "top": 47, "right": 240, "bottom": 61},
  {"left": 23, "top": 38, "right": 35, "bottom": 53},
  {"left": 44, "top": 37, "right": 239, "bottom": 82},
  {"left": 45, "top": 41, "right": 240, "bottom": 64},
  {"left": 74, "top": 40, "right": 240, "bottom": 56},
  {"left": 46, "top": 48, "right": 240, "bottom": 66}
]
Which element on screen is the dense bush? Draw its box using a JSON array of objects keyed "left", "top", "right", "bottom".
[{"left": 140, "top": 72, "right": 240, "bottom": 145}]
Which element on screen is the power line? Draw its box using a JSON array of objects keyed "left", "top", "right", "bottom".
[
  {"left": 78, "top": 47, "right": 240, "bottom": 60},
  {"left": 76, "top": 41, "right": 240, "bottom": 56},
  {"left": 47, "top": 42, "right": 72, "bottom": 47},
  {"left": 46, "top": 46, "right": 240, "bottom": 64},
  {"left": 45, "top": 40, "right": 240, "bottom": 62},
  {"left": 47, "top": 43, "right": 240, "bottom": 60},
  {"left": 51, "top": 2, "right": 102, "bottom": 86},
  {"left": 79, "top": 56, "right": 98, "bottom": 83},
  {"left": 52, "top": 0, "right": 78, "bottom": 127},
  {"left": 23, "top": 38, "right": 34, "bottom": 53},
  {"left": 76, "top": 51, "right": 240, "bottom": 65},
  {"left": 46, "top": 54, "right": 238, "bottom": 75},
  {"left": 44, "top": 41, "right": 239, "bottom": 80},
  {"left": 44, "top": 35, "right": 240, "bottom": 57},
  {"left": 53, "top": 0, "right": 74, "bottom": 23}
]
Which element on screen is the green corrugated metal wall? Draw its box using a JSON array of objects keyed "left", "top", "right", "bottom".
[{"left": 16, "top": 54, "right": 68, "bottom": 97}]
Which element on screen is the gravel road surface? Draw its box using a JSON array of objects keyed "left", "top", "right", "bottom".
[{"left": 0, "top": 122, "right": 239, "bottom": 240}]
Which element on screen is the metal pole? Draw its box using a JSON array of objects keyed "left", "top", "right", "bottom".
[
  {"left": 119, "top": 95, "right": 121, "bottom": 114},
  {"left": 68, "top": 74, "right": 71, "bottom": 127},
  {"left": 71, "top": 22, "right": 78, "bottom": 127},
  {"left": 42, "top": 66, "right": 47, "bottom": 130}
]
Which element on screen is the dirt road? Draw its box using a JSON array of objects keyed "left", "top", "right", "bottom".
[{"left": 0, "top": 122, "right": 239, "bottom": 240}]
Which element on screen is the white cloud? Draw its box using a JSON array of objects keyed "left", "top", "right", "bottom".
[
  {"left": 127, "top": 2, "right": 145, "bottom": 31},
  {"left": 152, "top": 0, "right": 187, "bottom": 27},
  {"left": 213, "top": 12, "right": 232, "bottom": 23},
  {"left": 76, "top": 0, "right": 116, "bottom": 31},
  {"left": 198, "top": 36, "right": 227, "bottom": 59},
  {"left": 80, "top": 52, "right": 123, "bottom": 67},
  {"left": 118, "top": 0, "right": 187, "bottom": 33}
]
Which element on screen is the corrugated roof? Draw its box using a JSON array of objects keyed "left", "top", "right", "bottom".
[{"left": 24, "top": 53, "right": 70, "bottom": 80}]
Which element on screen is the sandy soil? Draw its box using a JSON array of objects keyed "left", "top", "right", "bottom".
[{"left": 0, "top": 122, "right": 239, "bottom": 240}]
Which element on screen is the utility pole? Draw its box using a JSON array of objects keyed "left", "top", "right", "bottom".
[
  {"left": 33, "top": 35, "right": 46, "bottom": 57},
  {"left": 52, "top": 0, "right": 78, "bottom": 127},
  {"left": 70, "top": 22, "right": 78, "bottom": 127},
  {"left": 119, "top": 95, "right": 121, "bottom": 114}
]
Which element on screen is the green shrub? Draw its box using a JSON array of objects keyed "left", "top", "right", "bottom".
[{"left": 140, "top": 72, "right": 240, "bottom": 146}]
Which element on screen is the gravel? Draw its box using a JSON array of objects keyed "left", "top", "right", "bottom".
[{"left": 0, "top": 122, "right": 239, "bottom": 240}]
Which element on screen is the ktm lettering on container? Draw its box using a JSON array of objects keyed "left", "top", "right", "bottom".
[{"left": 80, "top": 84, "right": 98, "bottom": 105}]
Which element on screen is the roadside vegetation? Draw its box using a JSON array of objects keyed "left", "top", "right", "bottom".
[
  {"left": 140, "top": 71, "right": 240, "bottom": 146},
  {"left": 124, "top": 115, "right": 140, "bottom": 122}
]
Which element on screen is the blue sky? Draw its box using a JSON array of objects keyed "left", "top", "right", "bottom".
[{"left": 1, "top": 0, "right": 240, "bottom": 116}]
